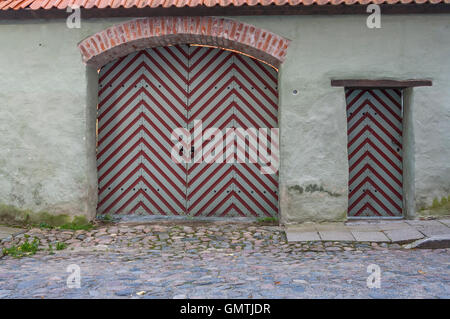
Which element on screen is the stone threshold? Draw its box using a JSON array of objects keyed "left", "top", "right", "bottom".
[{"left": 285, "top": 218, "right": 450, "bottom": 245}]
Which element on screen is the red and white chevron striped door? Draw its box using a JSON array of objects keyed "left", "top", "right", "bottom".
[
  {"left": 186, "top": 46, "right": 279, "bottom": 217},
  {"left": 231, "top": 52, "right": 279, "bottom": 218},
  {"left": 97, "top": 45, "right": 278, "bottom": 217},
  {"left": 97, "top": 46, "right": 189, "bottom": 216},
  {"left": 346, "top": 88, "right": 403, "bottom": 218}
]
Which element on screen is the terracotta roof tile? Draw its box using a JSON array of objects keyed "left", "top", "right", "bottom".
[{"left": 0, "top": 0, "right": 448, "bottom": 10}]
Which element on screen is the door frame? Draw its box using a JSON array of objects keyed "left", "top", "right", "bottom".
[{"left": 332, "top": 79, "right": 433, "bottom": 220}]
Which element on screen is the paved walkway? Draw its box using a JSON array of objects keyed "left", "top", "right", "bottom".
[
  {"left": 286, "top": 219, "right": 450, "bottom": 243},
  {"left": 0, "top": 222, "right": 449, "bottom": 298}
]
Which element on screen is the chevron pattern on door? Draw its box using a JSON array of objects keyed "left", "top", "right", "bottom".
[
  {"left": 186, "top": 46, "right": 279, "bottom": 217},
  {"left": 97, "top": 45, "right": 189, "bottom": 215},
  {"left": 346, "top": 88, "right": 403, "bottom": 218},
  {"left": 230, "top": 52, "right": 279, "bottom": 218},
  {"left": 97, "top": 45, "right": 278, "bottom": 217}
]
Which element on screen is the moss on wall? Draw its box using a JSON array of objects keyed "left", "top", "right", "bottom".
[
  {"left": 0, "top": 203, "right": 89, "bottom": 227},
  {"left": 283, "top": 184, "right": 347, "bottom": 223},
  {"left": 288, "top": 184, "right": 342, "bottom": 197},
  {"left": 336, "top": 210, "right": 348, "bottom": 221},
  {"left": 418, "top": 195, "right": 450, "bottom": 217}
]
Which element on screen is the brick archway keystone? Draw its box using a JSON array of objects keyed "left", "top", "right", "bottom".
[{"left": 78, "top": 17, "right": 291, "bottom": 69}]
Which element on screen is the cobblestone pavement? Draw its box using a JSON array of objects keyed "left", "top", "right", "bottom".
[{"left": 0, "top": 223, "right": 449, "bottom": 299}]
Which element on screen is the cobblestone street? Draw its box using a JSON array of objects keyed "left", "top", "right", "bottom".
[{"left": 0, "top": 223, "right": 449, "bottom": 299}]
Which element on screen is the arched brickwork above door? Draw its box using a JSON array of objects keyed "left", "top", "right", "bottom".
[{"left": 78, "top": 17, "right": 291, "bottom": 69}]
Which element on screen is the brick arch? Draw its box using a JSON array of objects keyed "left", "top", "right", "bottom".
[{"left": 78, "top": 17, "right": 291, "bottom": 69}]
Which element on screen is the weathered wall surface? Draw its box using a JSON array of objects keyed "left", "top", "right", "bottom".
[
  {"left": 0, "top": 20, "right": 99, "bottom": 222},
  {"left": 0, "top": 15, "right": 449, "bottom": 223}
]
